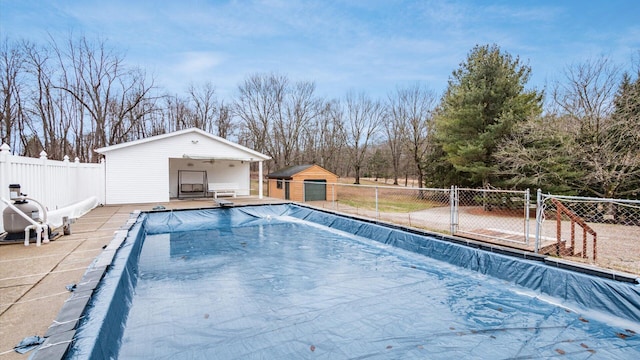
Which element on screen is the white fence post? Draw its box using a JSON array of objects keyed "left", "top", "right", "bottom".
[
  {"left": 64, "top": 155, "right": 71, "bottom": 209},
  {"left": 0, "top": 143, "right": 10, "bottom": 199},
  {"left": 0, "top": 143, "right": 11, "bottom": 231},
  {"left": 39, "top": 150, "right": 48, "bottom": 202},
  {"left": 0, "top": 148, "right": 105, "bottom": 233}
]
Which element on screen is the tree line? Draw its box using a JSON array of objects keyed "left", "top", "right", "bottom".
[{"left": 1, "top": 36, "right": 638, "bottom": 199}]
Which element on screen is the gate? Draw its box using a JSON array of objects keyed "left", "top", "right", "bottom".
[{"left": 451, "top": 187, "right": 532, "bottom": 246}]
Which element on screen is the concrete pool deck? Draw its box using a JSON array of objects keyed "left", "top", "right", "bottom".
[
  {"left": 0, "top": 197, "right": 286, "bottom": 359},
  {"left": 1, "top": 196, "right": 637, "bottom": 358}
]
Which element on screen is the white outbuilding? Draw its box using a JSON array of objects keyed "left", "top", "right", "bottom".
[{"left": 94, "top": 128, "right": 271, "bottom": 204}]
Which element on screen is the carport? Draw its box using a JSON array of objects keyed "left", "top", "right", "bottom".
[{"left": 95, "top": 128, "right": 270, "bottom": 204}]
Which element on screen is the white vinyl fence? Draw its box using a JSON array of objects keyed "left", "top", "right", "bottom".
[{"left": 0, "top": 143, "right": 105, "bottom": 232}]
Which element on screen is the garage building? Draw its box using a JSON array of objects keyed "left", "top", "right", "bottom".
[{"left": 266, "top": 164, "right": 338, "bottom": 202}]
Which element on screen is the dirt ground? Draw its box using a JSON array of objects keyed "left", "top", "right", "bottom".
[{"left": 310, "top": 201, "right": 640, "bottom": 276}]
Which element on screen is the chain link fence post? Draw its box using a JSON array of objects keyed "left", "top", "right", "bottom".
[
  {"left": 332, "top": 183, "right": 336, "bottom": 209},
  {"left": 296, "top": 181, "right": 639, "bottom": 275},
  {"left": 525, "top": 188, "right": 530, "bottom": 246},
  {"left": 450, "top": 186, "right": 457, "bottom": 235},
  {"left": 375, "top": 185, "right": 379, "bottom": 220},
  {"left": 535, "top": 189, "right": 543, "bottom": 253}
]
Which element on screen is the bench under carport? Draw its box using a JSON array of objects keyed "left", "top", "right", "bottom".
[{"left": 208, "top": 182, "right": 239, "bottom": 199}]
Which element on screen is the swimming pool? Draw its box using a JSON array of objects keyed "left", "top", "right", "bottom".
[{"left": 38, "top": 204, "right": 640, "bottom": 359}]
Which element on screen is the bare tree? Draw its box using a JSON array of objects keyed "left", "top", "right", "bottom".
[
  {"left": 187, "top": 81, "right": 217, "bottom": 132},
  {"left": 116, "top": 89, "right": 162, "bottom": 143},
  {"left": 300, "top": 99, "right": 346, "bottom": 174},
  {"left": 387, "top": 84, "right": 437, "bottom": 189},
  {"left": 163, "top": 94, "right": 193, "bottom": 133},
  {"left": 276, "top": 80, "right": 322, "bottom": 166},
  {"left": 234, "top": 73, "right": 322, "bottom": 169},
  {"left": 551, "top": 57, "right": 639, "bottom": 198},
  {"left": 384, "top": 89, "right": 406, "bottom": 185},
  {"left": 51, "top": 35, "right": 154, "bottom": 156},
  {"left": 552, "top": 56, "right": 619, "bottom": 143},
  {"left": 234, "top": 73, "right": 282, "bottom": 165},
  {"left": 586, "top": 69, "right": 640, "bottom": 199},
  {"left": 21, "top": 40, "right": 72, "bottom": 159},
  {"left": 0, "top": 37, "right": 24, "bottom": 150},
  {"left": 215, "top": 100, "right": 234, "bottom": 139},
  {"left": 344, "top": 92, "right": 383, "bottom": 184},
  {"left": 497, "top": 56, "right": 639, "bottom": 198},
  {"left": 106, "top": 69, "right": 156, "bottom": 146}
]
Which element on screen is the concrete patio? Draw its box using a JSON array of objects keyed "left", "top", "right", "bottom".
[{"left": 0, "top": 197, "right": 284, "bottom": 359}]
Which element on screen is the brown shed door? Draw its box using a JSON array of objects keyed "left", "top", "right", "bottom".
[{"left": 304, "top": 180, "right": 327, "bottom": 201}]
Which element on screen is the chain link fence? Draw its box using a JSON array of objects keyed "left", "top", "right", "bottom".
[
  {"left": 333, "top": 184, "right": 451, "bottom": 232},
  {"left": 285, "top": 181, "right": 451, "bottom": 233},
  {"left": 537, "top": 193, "right": 640, "bottom": 275},
  {"left": 453, "top": 188, "right": 532, "bottom": 246},
  {"left": 267, "top": 180, "right": 640, "bottom": 275}
]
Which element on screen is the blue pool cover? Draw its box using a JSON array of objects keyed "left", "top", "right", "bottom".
[{"left": 61, "top": 204, "right": 639, "bottom": 359}]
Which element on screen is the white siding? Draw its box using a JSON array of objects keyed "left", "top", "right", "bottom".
[
  {"left": 104, "top": 148, "right": 169, "bottom": 204},
  {"left": 168, "top": 159, "right": 250, "bottom": 198},
  {"left": 102, "top": 131, "right": 263, "bottom": 204}
]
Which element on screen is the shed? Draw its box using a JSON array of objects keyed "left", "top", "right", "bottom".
[
  {"left": 95, "top": 128, "right": 270, "bottom": 204},
  {"left": 266, "top": 164, "right": 338, "bottom": 202}
]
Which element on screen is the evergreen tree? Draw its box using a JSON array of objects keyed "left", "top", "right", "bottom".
[{"left": 433, "top": 44, "right": 543, "bottom": 187}]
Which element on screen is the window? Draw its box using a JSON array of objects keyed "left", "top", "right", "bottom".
[{"left": 277, "top": 179, "right": 283, "bottom": 189}]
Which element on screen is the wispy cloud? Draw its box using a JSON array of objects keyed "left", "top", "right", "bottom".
[
  {"left": 1, "top": 0, "right": 637, "bottom": 100},
  {"left": 173, "top": 51, "right": 224, "bottom": 74}
]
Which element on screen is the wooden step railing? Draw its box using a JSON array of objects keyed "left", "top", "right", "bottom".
[{"left": 551, "top": 198, "right": 597, "bottom": 260}]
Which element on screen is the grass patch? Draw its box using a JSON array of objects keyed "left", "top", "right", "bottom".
[
  {"left": 335, "top": 181, "right": 447, "bottom": 213},
  {"left": 339, "top": 197, "right": 440, "bottom": 213}
]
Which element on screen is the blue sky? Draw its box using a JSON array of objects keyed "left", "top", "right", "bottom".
[{"left": 1, "top": 0, "right": 638, "bottom": 100}]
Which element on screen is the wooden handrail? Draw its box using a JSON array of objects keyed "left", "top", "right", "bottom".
[{"left": 551, "top": 198, "right": 598, "bottom": 260}]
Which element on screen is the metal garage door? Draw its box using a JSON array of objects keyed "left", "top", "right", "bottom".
[{"left": 304, "top": 180, "right": 327, "bottom": 201}]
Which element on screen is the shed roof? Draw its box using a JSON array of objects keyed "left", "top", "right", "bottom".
[
  {"left": 266, "top": 164, "right": 337, "bottom": 179},
  {"left": 94, "top": 127, "right": 270, "bottom": 161}
]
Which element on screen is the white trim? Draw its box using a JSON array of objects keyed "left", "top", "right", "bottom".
[{"left": 94, "top": 128, "right": 270, "bottom": 161}]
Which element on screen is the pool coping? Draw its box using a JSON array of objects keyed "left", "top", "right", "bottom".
[
  {"left": 31, "top": 203, "right": 640, "bottom": 359},
  {"left": 31, "top": 212, "right": 140, "bottom": 360}
]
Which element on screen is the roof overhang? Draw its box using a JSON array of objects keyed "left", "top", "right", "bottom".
[
  {"left": 94, "top": 128, "right": 271, "bottom": 162},
  {"left": 181, "top": 154, "right": 260, "bottom": 162}
]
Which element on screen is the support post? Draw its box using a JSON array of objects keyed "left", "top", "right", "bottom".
[{"left": 258, "top": 161, "right": 263, "bottom": 199}]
